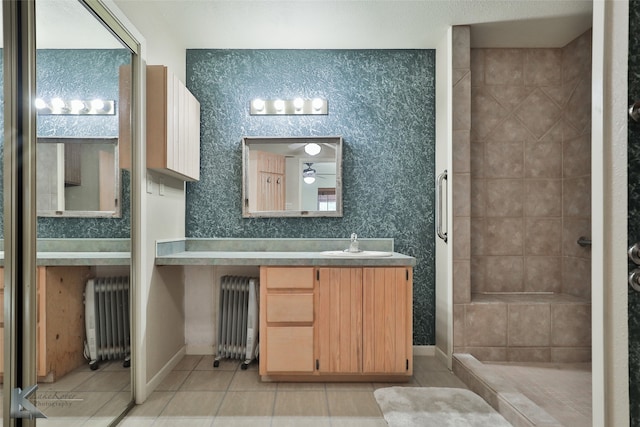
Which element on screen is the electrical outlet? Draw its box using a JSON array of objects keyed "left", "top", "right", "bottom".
[
  {"left": 146, "top": 178, "right": 153, "bottom": 194},
  {"left": 159, "top": 179, "right": 165, "bottom": 196}
]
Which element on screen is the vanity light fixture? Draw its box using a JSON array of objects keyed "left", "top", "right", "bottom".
[
  {"left": 250, "top": 98, "right": 328, "bottom": 115},
  {"left": 35, "top": 97, "right": 116, "bottom": 115},
  {"left": 304, "top": 143, "right": 322, "bottom": 156}
]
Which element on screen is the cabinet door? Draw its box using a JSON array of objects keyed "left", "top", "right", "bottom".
[
  {"left": 317, "top": 268, "right": 362, "bottom": 373},
  {"left": 362, "top": 267, "right": 412, "bottom": 374}
]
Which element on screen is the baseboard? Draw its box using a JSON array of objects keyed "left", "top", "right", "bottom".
[
  {"left": 146, "top": 345, "right": 186, "bottom": 395},
  {"left": 186, "top": 345, "right": 215, "bottom": 355},
  {"left": 435, "top": 346, "right": 452, "bottom": 370},
  {"left": 412, "top": 345, "right": 436, "bottom": 356}
]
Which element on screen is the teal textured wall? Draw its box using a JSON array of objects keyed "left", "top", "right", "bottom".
[{"left": 185, "top": 49, "right": 436, "bottom": 345}]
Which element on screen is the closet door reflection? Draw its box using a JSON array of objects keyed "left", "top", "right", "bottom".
[{"left": 34, "top": 0, "right": 133, "bottom": 424}]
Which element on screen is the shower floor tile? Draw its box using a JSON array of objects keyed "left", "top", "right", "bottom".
[{"left": 485, "top": 361, "right": 591, "bottom": 427}]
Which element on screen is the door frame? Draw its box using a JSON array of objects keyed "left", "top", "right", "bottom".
[{"left": 591, "top": 0, "right": 629, "bottom": 425}]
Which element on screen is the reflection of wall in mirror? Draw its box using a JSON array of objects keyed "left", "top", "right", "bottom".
[
  {"left": 248, "top": 150, "right": 286, "bottom": 211},
  {"left": 300, "top": 161, "right": 337, "bottom": 211},
  {"left": 37, "top": 144, "right": 65, "bottom": 211},
  {"left": 65, "top": 144, "right": 114, "bottom": 211}
]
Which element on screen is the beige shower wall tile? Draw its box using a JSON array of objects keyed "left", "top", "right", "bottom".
[
  {"left": 465, "top": 347, "right": 508, "bottom": 362},
  {"left": 453, "top": 217, "right": 471, "bottom": 260},
  {"left": 471, "top": 178, "right": 485, "bottom": 218},
  {"left": 453, "top": 130, "right": 471, "bottom": 173},
  {"left": 524, "top": 256, "right": 562, "bottom": 293},
  {"left": 471, "top": 49, "right": 485, "bottom": 86},
  {"left": 525, "top": 180, "right": 562, "bottom": 217},
  {"left": 525, "top": 140, "right": 562, "bottom": 178},
  {"left": 452, "top": 26, "right": 470, "bottom": 69},
  {"left": 508, "top": 304, "right": 551, "bottom": 347},
  {"left": 471, "top": 218, "right": 485, "bottom": 256},
  {"left": 471, "top": 87, "right": 509, "bottom": 140},
  {"left": 453, "top": 173, "right": 471, "bottom": 217},
  {"left": 565, "top": 77, "right": 591, "bottom": 133},
  {"left": 485, "top": 179, "right": 523, "bottom": 217},
  {"left": 470, "top": 256, "right": 486, "bottom": 293},
  {"left": 485, "top": 49, "right": 524, "bottom": 85},
  {"left": 550, "top": 347, "right": 592, "bottom": 363},
  {"left": 551, "top": 303, "right": 591, "bottom": 347},
  {"left": 562, "top": 256, "right": 591, "bottom": 299},
  {"left": 525, "top": 218, "right": 562, "bottom": 256},
  {"left": 483, "top": 256, "right": 524, "bottom": 292},
  {"left": 485, "top": 218, "right": 523, "bottom": 256},
  {"left": 484, "top": 141, "right": 524, "bottom": 178},
  {"left": 562, "top": 218, "right": 591, "bottom": 258},
  {"left": 514, "top": 88, "right": 562, "bottom": 139},
  {"left": 453, "top": 72, "right": 471, "bottom": 131},
  {"left": 563, "top": 177, "right": 591, "bottom": 218},
  {"left": 490, "top": 115, "right": 535, "bottom": 142},
  {"left": 562, "top": 29, "right": 592, "bottom": 84},
  {"left": 485, "top": 85, "right": 533, "bottom": 111},
  {"left": 470, "top": 141, "right": 484, "bottom": 178},
  {"left": 454, "top": 303, "right": 466, "bottom": 347},
  {"left": 563, "top": 133, "right": 591, "bottom": 178},
  {"left": 453, "top": 261, "right": 471, "bottom": 304},
  {"left": 524, "top": 48, "right": 562, "bottom": 86},
  {"left": 507, "top": 347, "right": 551, "bottom": 363},
  {"left": 465, "top": 303, "right": 508, "bottom": 347}
]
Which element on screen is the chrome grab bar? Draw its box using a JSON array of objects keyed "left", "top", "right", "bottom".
[{"left": 436, "top": 170, "right": 448, "bottom": 243}]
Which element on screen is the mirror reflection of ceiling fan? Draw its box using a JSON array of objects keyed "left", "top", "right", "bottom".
[{"left": 302, "top": 162, "right": 329, "bottom": 184}]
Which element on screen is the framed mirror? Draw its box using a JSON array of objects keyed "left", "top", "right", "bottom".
[
  {"left": 37, "top": 137, "right": 120, "bottom": 217},
  {"left": 242, "top": 136, "right": 343, "bottom": 217}
]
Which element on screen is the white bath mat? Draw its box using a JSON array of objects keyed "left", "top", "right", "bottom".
[{"left": 374, "top": 386, "right": 512, "bottom": 427}]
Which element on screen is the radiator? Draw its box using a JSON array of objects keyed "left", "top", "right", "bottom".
[
  {"left": 214, "top": 276, "right": 259, "bottom": 369},
  {"left": 84, "top": 276, "right": 131, "bottom": 370}
]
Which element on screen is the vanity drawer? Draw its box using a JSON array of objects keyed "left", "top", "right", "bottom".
[
  {"left": 267, "top": 293, "right": 314, "bottom": 323},
  {"left": 265, "top": 267, "right": 314, "bottom": 289}
]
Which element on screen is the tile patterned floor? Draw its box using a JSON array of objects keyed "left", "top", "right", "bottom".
[{"left": 118, "top": 355, "right": 468, "bottom": 426}]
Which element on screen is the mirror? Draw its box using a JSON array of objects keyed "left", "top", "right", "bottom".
[
  {"left": 242, "top": 136, "right": 343, "bottom": 217},
  {"left": 37, "top": 137, "right": 120, "bottom": 217}
]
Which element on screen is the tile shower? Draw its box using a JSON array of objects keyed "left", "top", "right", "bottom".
[{"left": 452, "top": 28, "right": 592, "bottom": 363}]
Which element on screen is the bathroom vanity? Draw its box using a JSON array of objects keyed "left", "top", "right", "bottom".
[
  {"left": 155, "top": 237, "right": 416, "bottom": 382},
  {"left": 260, "top": 265, "right": 413, "bottom": 382}
]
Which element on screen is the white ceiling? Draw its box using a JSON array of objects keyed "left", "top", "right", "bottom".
[
  {"left": 30, "top": 0, "right": 593, "bottom": 50},
  {"left": 113, "top": 0, "right": 593, "bottom": 49}
]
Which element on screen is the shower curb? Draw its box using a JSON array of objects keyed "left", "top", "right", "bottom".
[{"left": 452, "top": 353, "right": 563, "bottom": 427}]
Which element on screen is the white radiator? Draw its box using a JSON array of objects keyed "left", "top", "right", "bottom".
[
  {"left": 214, "top": 276, "right": 259, "bottom": 370},
  {"left": 84, "top": 276, "right": 131, "bottom": 370}
]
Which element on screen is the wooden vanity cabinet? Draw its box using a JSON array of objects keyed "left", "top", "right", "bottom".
[
  {"left": 260, "top": 265, "right": 413, "bottom": 381},
  {"left": 0, "top": 266, "right": 92, "bottom": 382}
]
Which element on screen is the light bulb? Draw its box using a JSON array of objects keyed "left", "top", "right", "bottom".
[
  {"left": 312, "top": 98, "right": 324, "bottom": 111},
  {"left": 274, "top": 99, "right": 285, "bottom": 112},
  {"left": 304, "top": 143, "right": 321, "bottom": 156},
  {"left": 303, "top": 176, "right": 316, "bottom": 184},
  {"left": 51, "top": 97, "right": 65, "bottom": 111},
  {"left": 252, "top": 98, "right": 265, "bottom": 112},
  {"left": 34, "top": 98, "right": 46, "bottom": 109},
  {"left": 91, "top": 98, "right": 105, "bottom": 111},
  {"left": 70, "top": 99, "right": 85, "bottom": 113},
  {"left": 293, "top": 97, "right": 304, "bottom": 110}
]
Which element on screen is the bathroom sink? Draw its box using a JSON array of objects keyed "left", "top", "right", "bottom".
[{"left": 320, "top": 250, "right": 393, "bottom": 257}]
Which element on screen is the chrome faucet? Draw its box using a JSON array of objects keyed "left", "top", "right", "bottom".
[{"left": 347, "top": 233, "right": 361, "bottom": 253}]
